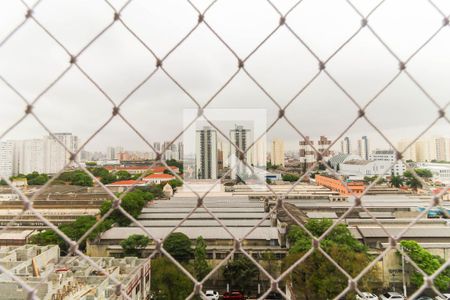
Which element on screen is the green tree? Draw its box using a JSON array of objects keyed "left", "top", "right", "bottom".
[
  {"left": 389, "top": 175, "right": 404, "bottom": 188},
  {"left": 100, "top": 190, "right": 149, "bottom": 226},
  {"left": 151, "top": 257, "right": 193, "bottom": 299},
  {"left": 0, "top": 179, "right": 7, "bottom": 185},
  {"left": 193, "top": 236, "right": 211, "bottom": 280},
  {"left": 285, "top": 219, "right": 374, "bottom": 299},
  {"left": 223, "top": 256, "right": 259, "bottom": 294},
  {"left": 120, "top": 234, "right": 150, "bottom": 257},
  {"left": 165, "top": 159, "right": 183, "bottom": 173},
  {"left": 58, "top": 170, "right": 93, "bottom": 186},
  {"left": 89, "top": 167, "right": 109, "bottom": 178},
  {"left": 29, "top": 215, "right": 112, "bottom": 253},
  {"left": 25, "top": 172, "right": 49, "bottom": 185},
  {"left": 282, "top": 173, "right": 300, "bottom": 182},
  {"left": 167, "top": 179, "right": 183, "bottom": 188},
  {"left": 116, "top": 170, "right": 131, "bottom": 181},
  {"left": 404, "top": 171, "right": 422, "bottom": 190},
  {"left": 100, "top": 173, "right": 117, "bottom": 184},
  {"left": 400, "top": 240, "right": 450, "bottom": 291},
  {"left": 164, "top": 232, "right": 193, "bottom": 263}
]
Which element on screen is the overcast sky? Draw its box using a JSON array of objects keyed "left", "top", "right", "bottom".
[{"left": 0, "top": 0, "right": 449, "bottom": 152}]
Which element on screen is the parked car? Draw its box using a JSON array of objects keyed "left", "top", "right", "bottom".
[
  {"left": 435, "top": 294, "right": 450, "bottom": 300},
  {"left": 379, "top": 292, "right": 404, "bottom": 300},
  {"left": 265, "top": 291, "right": 283, "bottom": 299},
  {"left": 205, "top": 290, "right": 219, "bottom": 300},
  {"left": 356, "top": 292, "right": 378, "bottom": 300},
  {"left": 223, "top": 291, "right": 246, "bottom": 300}
]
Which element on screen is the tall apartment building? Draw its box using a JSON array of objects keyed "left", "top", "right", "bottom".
[
  {"left": 369, "top": 149, "right": 406, "bottom": 176},
  {"left": 1, "top": 133, "right": 78, "bottom": 176},
  {"left": 13, "top": 139, "right": 44, "bottom": 175},
  {"left": 43, "top": 133, "right": 78, "bottom": 174},
  {"left": 0, "top": 141, "right": 14, "bottom": 179},
  {"left": 230, "top": 125, "right": 251, "bottom": 179},
  {"left": 271, "top": 139, "right": 285, "bottom": 167},
  {"left": 397, "top": 137, "right": 450, "bottom": 162},
  {"left": 177, "top": 141, "right": 184, "bottom": 161},
  {"left": 340, "top": 137, "right": 351, "bottom": 154},
  {"left": 106, "top": 146, "right": 123, "bottom": 160},
  {"left": 195, "top": 127, "right": 218, "bottom": 179},
  {"left": 299, "top": 136, "right": 315, "bottom": 167},
  {"left": 317, "top": 136, "right": 332, "bottom": 159},
  {"left": 397, "top": 139, "right": 417, "bottom": 161},
  {"left": 250, "top": 138, "right": 266, "bottom": 168},
  {"left": 153, "top": 142, "right": 161, "bottom": 153},
  {"left": 300, "top": 136, "right": 333, "bottom": 168},
  {"left": 357, "top": 136, "right": 370, "bottom": 160},
  {"left": 435, "top": 137, "right": 450, "bottom": 161}
]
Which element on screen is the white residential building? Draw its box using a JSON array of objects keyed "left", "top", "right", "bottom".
[
  {"left": 196, "top": 127, "right": 218, "bottom": 179},
  {"left": 13, "top": 139, "right": 44, "bottom": 175},
  {"left": 369, "top": 149, "right": 406, "bottom": 176},
  {"left": 230, "top": 125, "right": 251, "bottom": 179},
  {"left": 271, "top": 139, "right": 285, "bottom": 167},
  {"left": 416, "top": 162, "right": 450, "bottom": 184},
  {"left": 397, "top": 139, "right": 417, "bottom": 162},
  {"left": 0, "top": 141, "right": 14, "bottom": 179},
  {"left": 43, "top": 133, "right": 78, "bottom": 174}
]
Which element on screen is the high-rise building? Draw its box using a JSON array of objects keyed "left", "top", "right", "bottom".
[
  {"left": 177, "top": 141, "right": 184, "bottom": 161},
  {"left": 43, "top": 133, "right": 78, "bottom": 174},
  {"left": 397, "top": 139, "right": 417, "bottom": 161},
  {"left": 435, "top": 137, "right": 450, "bottom": 161},
  {"left": 195, "top": 127, "right": 218, "bottom": 179},
  {"left": 106, "top": 146, "right": 123, "bottom": 160},
  {"left": 0, "top": 141, "right": 14, "bottom": 179},
  {"left": 357, "top": 136, "right": 370, "bottom": 160},
  {"left": 317, "top": 136, "right": 332, "bottom": 160},
  {"left": 250, "top": 138, "right": 266, "bottom": 168},
  {"left": 416, "top": 139, "right": 437, "bottom": 162},
  {"left": 13, "top": 139, "right": 44, "bottom": 175},
  {"left": 271, "top": 139, "right": 285, "bottom": 167},
  {"left": 230, "top": 125, "right": 251, "bottom": 179},
  {"left": 299, "top": 136, "right": 315, "bottom": 167},
  {"left": 153, "top": 142, "right": 161, "bottom": 153},
  {"left": 340, "top": 137, "right": 351, "bottom": 154}
]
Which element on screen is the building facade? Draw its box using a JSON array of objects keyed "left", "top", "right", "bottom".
[
  {"left": 0, "top": 141, "right": 14, "bottom": 179},
  {"left": 357, "top": 136, "right": 370, "bottom": 160},
  {"left": 369, "top": 149, "right": 406, "bottom": 176},
  {"left": 195, "top": 127, "right": 218, "bottom": 179},
  {"left": 271, "top": 139, "right": 285, "bottom": 167}
]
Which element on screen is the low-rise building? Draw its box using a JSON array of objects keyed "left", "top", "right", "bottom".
[
  {"left": 143, "top": 174, "right": 175, "bottom": 185},
  {"left": 315, "top": 175, "right": 365, "bottom": 195},
  {"left": 105, "top": 180, "right": 147, "bottom": 193},
  {"left": 340, "top": 159, "right": 392, "bottom": 180},
  {"left": 416, "top": 162, "right": 450, "bottom": 184},
  {"left": 0, "top": 245, "right": 150, "bottom": 300}
]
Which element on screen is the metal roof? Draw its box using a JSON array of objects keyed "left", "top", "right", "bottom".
[
  {"left": 100, "top": 227, "right": 279, "bottom": 241},
  {"left": 130, "top": 219, "right": 272, "bottom": 227},
  {"left": 306, "top": 212, "right": 338, "bottom": 219},
  {"left": 357, "top": 227, "right": 450, "bottom": 238}
]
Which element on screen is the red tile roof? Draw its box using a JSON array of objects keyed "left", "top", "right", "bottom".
[
  {"left": 107, "top": 180, "right": 146, "bottom": 186},
  {"left": 144, "top": 174, "right": 175, "bottom": 180},
  {"left": 150, "top": 166, "right": 179, "bottom": 173},
  {"left": 104, "top": 166, "right": 150, "bottom": 171}
]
